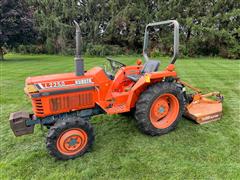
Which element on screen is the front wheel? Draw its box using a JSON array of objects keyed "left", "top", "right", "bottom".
[
  {"left": 46, "top": 117, "right": 94, "bottom": 160},
  {"left": 135, "top": 82, "right": 184, "bottom": 136}
]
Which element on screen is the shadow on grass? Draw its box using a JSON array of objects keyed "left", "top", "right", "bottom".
[
  {"left": 2, "top": 57, "right": 51, "bottom": 62},
  {"left": 2, "top": 54, "right": 73, "bottom": 63}
]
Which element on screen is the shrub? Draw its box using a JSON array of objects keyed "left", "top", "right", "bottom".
[
  {"left": 85, "top": 43, "right": 124, "bottom": 56},
  {"left": 15, "top": 44, "right": 46, "bottom": 54}
]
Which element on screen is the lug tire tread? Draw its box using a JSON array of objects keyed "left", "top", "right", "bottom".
[{"left": 134, "top": 82, "right": 185, "bottom": 136}]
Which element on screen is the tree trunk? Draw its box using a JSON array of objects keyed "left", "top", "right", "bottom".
[
  {"left": 186, "top": 28, "right": 191, "bottom": 43},
  {"left": 0, "top": 47, "right": 4, "bottom": 60}
]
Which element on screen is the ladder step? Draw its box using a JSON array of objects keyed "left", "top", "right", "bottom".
[{"left": 106, "top": 104, "right": 128, "bottom": 114}]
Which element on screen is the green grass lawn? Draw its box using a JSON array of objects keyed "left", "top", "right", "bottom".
[{"left": 0, "top": 54, "right": 240, "bottom": 179}]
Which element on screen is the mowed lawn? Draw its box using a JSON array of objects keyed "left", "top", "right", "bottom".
[{"left": 0, "top": 54, "right": 240, "bottom": 179}]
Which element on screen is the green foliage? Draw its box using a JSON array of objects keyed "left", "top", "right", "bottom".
[
  {"left": 0, "top": 0, "right": 36, "bottom": 59},
  {"left": 1, "top": 54, "right": 240, "bottom": 179},
  {"left": 14, "top": 44, "right": 46, "bottom": 54},
  {"left": 176, "top": 0, "right": 240, "bottom": 59},
  {"left": 27, "top": 0, "right": 78, "bottom": 54},
  {"left": 85, "top": 43, "right": 124, "bottom": 56},
  {"left": 2, "top": 0, "right": 239, "bottom": 58}
]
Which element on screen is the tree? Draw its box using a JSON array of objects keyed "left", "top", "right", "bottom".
[
  {"left": 103, "top": 1, "right": 150, "bottom": 51},
  {"left": 28, "top": 0, "right": 79, "bottom": 54},
  {"left": 12, "top": 0, "right": 239, "bottom": 58},
  {"left": 0, "top": 0, "right": 36, "bottom": 60}
]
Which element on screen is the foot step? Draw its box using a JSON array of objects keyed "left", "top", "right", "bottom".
[{"left": 106, "top": 104, "right": 128, "bottom": 114}]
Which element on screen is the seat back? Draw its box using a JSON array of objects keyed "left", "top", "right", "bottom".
[{"left": 141, "top": 60, "right": 160, "bottom": 73}]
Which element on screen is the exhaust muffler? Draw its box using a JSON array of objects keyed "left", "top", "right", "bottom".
[{"left": 73, "top": 20, "right": 84, "bottom": 76}]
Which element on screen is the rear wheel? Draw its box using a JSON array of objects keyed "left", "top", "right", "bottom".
[
  {"left": 135, "top": 82, "right": 184, "bottom": 136},
  {"left": 46, "top": 117, "right": 94, "bottom": 160}
]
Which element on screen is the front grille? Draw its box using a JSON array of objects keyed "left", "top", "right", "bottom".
[
  {"left": 33, "top": 98, "right": 44, "bottom": 115},
  {"left": 49, "top": 92, "right": 94, "bottom": 113}
]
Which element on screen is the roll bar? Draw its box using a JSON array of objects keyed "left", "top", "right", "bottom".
[{"left": 143, "top": 20, "right": 179, "bottom": 64}]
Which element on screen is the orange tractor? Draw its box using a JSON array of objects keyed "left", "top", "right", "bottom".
[{"left": 10, "top": 20, "right": 223, "bottom": 160}]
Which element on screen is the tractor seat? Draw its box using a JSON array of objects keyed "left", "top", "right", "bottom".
[{"left": 127, "top": 60, "right": 160, "bottom": 82}]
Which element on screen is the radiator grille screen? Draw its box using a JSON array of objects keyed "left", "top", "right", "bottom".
[
  {"left": 49, "top": 92, "right": 94, "bottom": 112},
  {"left": 33, "top": 98, "right": 44, "bottom": 115}
]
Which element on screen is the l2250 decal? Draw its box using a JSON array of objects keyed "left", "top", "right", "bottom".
[{"left": 36, "top": 78, "right": 93, "bottom": 89}]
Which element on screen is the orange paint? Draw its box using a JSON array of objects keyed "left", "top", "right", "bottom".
[
  {"left": 56, "top": 128, "right": 88, "bottom": 156},
  {"left": 136, "top": 59, "right": 142, "bottom": 65},
  {"left": 185, "top": 95, "right": 223, "bottom": 124},
  {"left": 25, "top": 63, "right": 178, "bottom": 117},
  {"left": 150, "top": 93, "right": 179, "bottom": 129},
  {"left": 165, "top": 64, "right": 175, "bottom": 71}
]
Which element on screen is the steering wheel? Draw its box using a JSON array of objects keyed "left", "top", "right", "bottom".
[{"left": 106, "top": 57, "right": 126, "bottom": 74}]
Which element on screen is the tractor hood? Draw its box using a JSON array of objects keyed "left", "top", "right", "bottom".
[
  {"left": 25, "top": 72, "right": 92, "bottom": 94},
  {"left": 26, "top": 72, "right": 77, "bottom": 85},
  {"left": 26, "top": 67, "right": 107, "bottom": 85},
  {"left": 24, "top": 67, "right": 110, "bottom": 93}
]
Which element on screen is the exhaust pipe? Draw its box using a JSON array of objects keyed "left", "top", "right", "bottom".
[{"left": 73, "top": 20, "right": 84, "bottom": 76}]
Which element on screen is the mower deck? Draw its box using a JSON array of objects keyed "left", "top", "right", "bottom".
[
  {"left": 185, "top": 95, "right": 223, "bottom": 124},
  {"left": 178, "top": 80, "right": 223, "bottom": 124}
]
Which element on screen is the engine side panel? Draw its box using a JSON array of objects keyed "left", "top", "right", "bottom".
[{"left": 26, "top": 67, "right": 112, "bottom": 117}]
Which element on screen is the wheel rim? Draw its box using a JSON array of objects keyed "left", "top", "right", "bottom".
[
  {"left": 150, "top": 93, "right": 179, "bottom": 129},
  {"left": 56, "top": 128, "right": 88, "bottom": 156}
]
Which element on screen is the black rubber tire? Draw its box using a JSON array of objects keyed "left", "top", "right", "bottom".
[
  {"left": 46, "top": 116, "right": 94, "bottom": 160},
  {"left": 134, "top": 82, "right": 185, "bottom": 136}
]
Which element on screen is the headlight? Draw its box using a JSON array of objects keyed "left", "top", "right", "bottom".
[{"left": 24, "top": 85, "right": 38, "bottom": 93}]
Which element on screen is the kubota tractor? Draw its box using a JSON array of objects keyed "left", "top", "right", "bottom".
[{"left": 10, "top": 20, "right": 223, "bottom": 160}]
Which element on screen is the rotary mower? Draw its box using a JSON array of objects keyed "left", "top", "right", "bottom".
[{"left": 10, "top": 20, "right": 223, "bottom": 160}]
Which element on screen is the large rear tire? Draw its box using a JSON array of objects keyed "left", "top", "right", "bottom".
[
  {"left": 135, "top": 82, "right": 184, "bottom": 136},
  {"left": 46, "top": 116, "right": 94, "bottom": 160}
]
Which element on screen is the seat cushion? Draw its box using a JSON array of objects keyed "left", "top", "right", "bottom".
[
  {"left": 127, "top": 60, "right": 160, "bottom": 82},
  {"left": 106, "top": 72, "right": 114, "bottom": 80},
  {"left": 141, "top": 60, "right": 160, "bottom": 73},
  {"left": 127, "top": 74, "right": 142, "bottom": 82}
]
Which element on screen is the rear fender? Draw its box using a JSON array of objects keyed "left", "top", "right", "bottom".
[{"left": 126, "top": 70, "right": 177, "bottom": 108}]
